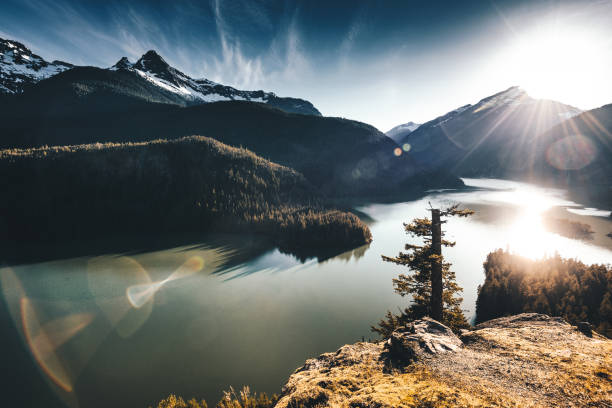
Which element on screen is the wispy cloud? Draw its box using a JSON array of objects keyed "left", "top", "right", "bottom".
[{"left": 199, "top": 0, "right": 310, "bottom": 90}]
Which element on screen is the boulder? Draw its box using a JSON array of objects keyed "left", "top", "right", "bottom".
[
  {"left": 576, "top": 321, "right": 593, "bottom": 337},
  {"left": 474, "top": 313, "right": 567, "bottom": 330},
  {"left": 385, "top": 317, "right": 462, "bottom": 362}
]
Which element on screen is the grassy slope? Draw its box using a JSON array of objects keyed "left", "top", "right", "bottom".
[
  {"left": 272, "top": 315, "right": 611, "bottom": 408},
  {"left": 0, "top": 135, "right": 371, "bottom": 250},
  {"left": 154, "top": 314, "right": 612, "bottom": 408}
]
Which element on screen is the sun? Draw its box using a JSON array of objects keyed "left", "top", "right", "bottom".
[{"left": 497, "top": 23, "right": 608, "bottom": 106}]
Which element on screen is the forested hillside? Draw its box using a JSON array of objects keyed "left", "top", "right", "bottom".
[
  {"left": 0, "top": 136, "right": 371, "bottom": 254},
  {"left": 475, "top": 249, "right": 612, "bottom": 337},
  {"left": 0, "top": 74, "right": 462, "bottom": 196}
]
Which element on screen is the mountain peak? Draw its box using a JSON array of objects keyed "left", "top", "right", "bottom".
[
  {"left": 473, "top": 86, "right": 530, "bottom": 110},
  {"left": 386, "top": 121, "right": 421, "bottom": 142},
  {"left": 503, "top": 85, "right": 526, "bottom": 96},
  {"left": 112, "top": 56, "right": 132, "bottom": 70},
  {"left": 141, "top": 50, "right": 164, "bottom": 60},
  {"left": 495, "top": 85, "right": 527, "bottom": 98},
  {"left": 0, "top": 36, "right": 321, "bottom": 115},
  {"left": 135, "top": 50, "right": 169, "bottom": 73},
  {"left": 0, "top": 37, "right": 72, "bottom": 94}
]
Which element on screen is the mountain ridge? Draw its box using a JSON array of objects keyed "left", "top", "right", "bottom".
[
  {"left": 386, "top": 121, "right": 421, "bottom": 142},
  {"left": 0, "top": 37, "right": 321, "bottom": 116},
  {"left": 0, "top": 87, "right": 463, "bottom": 197},
  {"left": 395, "top": 86, "right": 583, "bottom": 176},
  {"left": 0, "top": 37, "right": 73, "bottom": 93}
]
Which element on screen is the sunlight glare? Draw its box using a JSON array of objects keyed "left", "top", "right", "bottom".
[
  {"left": 462, "top": 179, "right": 586, "bottom": 260},
  {"left": 496, "top": 23, "right": 608, "bottom": 106}
]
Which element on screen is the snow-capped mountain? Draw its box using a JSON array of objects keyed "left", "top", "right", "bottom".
[
  {"left": 399, "top": 86, "right": 583, "bottom": 177},
  {"left": 0, "top": 37, "right": 72, "bottom": 93},
  {"left": 0, "top": 37, "right": 320, "bottom": 116},
  {"left": 386, "top": 121, "right": 421, "bottom": 142},
  {"left": 468, "top": 86, "right": 582, "bottom": 119},
  {"left": 109, "top": 50, "right": 321, "bottom": 115},
  {"left": 399, "top": 87, "right": 582, "bottom": 147}
]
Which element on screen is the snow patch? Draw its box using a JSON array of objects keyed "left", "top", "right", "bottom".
[{"left": 566, "top": 207, "right": 611, "bottom": 217}]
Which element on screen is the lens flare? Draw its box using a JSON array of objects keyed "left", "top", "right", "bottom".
[
  {"left": 393, "top": 147, "right": 402, "bottom": 156},
  {"left": 173, "top": 255, "right": 205, "bottom": 279},
  {"left": 1, "top": 267, "right": 26, "bottom": 320},
  {"left": 126, "top": 281, "right": 164, "bottom": 309},
  {"left": 126, "top": 256, "right": 205, "bottom": 308},
  {"left": 2, "top": 268, "right": 92, "bottom": 405},
  {"left": 402, "top": 143, "right": 411, "bottom": 152},
  {"left": 21, "top": 298, "right": 94, "bottom": 392},
  {"left": 87, "top": 256, "right": 154, "bottom": 338},
  {"left": 546, "top": 135, "right": 597, "bottom": 170}
]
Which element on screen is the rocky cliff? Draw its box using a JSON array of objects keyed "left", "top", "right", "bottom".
[{"left": 275, "top": 314, "right": 612, "bottom": 408}]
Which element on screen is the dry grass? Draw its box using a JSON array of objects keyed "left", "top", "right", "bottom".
[
  {"left": 277, "top": 343, "right": 516, "bottom": 408},
  {"left": 276, "top": 317, "right": 612, "bottom": 408}
]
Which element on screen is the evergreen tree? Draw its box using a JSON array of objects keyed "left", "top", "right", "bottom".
[
  {"left": 475, "top": 249, "right": 612, "bottom": 338},
  {"left": 373, "top": 204, "right": 473, "bottom": 336}
]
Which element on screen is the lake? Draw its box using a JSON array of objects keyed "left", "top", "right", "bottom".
[{"left": 1, "top": 178, "right": 611, "bottom": 408}]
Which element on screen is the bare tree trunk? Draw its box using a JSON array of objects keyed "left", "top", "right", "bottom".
[{"left": 430, "top": 208, "right": 443, "bottom": 322}]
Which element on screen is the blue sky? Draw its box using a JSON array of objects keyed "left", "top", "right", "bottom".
[{"left": 1, "top": 0, "right": 611, "bottom": 131}]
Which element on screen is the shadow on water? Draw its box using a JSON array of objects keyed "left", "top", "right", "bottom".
[
  {"left": 0, "top": 230, "right": 371, "bottom": 271},
  {"left": 0, "top": 184, "right": 461, "bottom": 268},
  {"left": 0, "top": 228, "right": 374, "bottom": 408},
  {"left": 279, "top": 243, "right": 370, "bottom": 264}
]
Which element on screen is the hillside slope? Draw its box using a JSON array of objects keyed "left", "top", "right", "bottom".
[
  {"left": 276, "top": 314, "right": 611, "bottom": 408},
  {"left": 0, "top": 136, "right": 371, "bottom": 252},
  {"left": 0, "top": 82, "right": 462, "bottom": 196},
  {"left": 400, "top": 87, "right": 582, "bottom": 177},
  {"left": 528, "top": 103, "right": 612, "bottom": 204}
]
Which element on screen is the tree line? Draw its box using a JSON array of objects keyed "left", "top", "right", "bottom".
[
  {"left": 475, "top": 249, "right": 611, "bottom": 337},
  {"left": 0, "top": 136, "right": 371, "bottom": 253}
]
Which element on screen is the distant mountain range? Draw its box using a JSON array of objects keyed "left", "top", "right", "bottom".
[
  {"left": 0, "top": 36, "right": 462, "bottom": 198},
  {"left": 395, "top": 87, "right": 583, "bottom": 174},
  {"left": 388, "top": 86, "right": 611, "bottom": 203},
  {"left": 4, "top": 35, "right": 608, "bottom": 205},
  {"left": 0, "top": 38, "right": 72, "bottom": 93},
  {"left": 386, "top": 121, "right": 420, "bottom": 142},
  {"left": 0, "top": 37, "right": 320, "bottom": 116},
  {"left": 533, "top": 103, "right": 612, "bottom": 203}
]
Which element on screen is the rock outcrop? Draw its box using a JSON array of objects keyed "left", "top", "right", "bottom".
[
  {"left": 385, "top": 317, "right": 462, "bottom": 362},
  {"left": 276, "top": 314, "right": 612, "bottom": 408}
]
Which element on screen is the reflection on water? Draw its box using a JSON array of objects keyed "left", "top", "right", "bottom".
[{"left": 0, "top": 178, "right": 611, "bottom": 408}]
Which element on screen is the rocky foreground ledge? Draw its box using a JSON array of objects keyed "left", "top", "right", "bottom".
[{"left": 276, "top": 314, "right": 612, "bottom": 408}]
